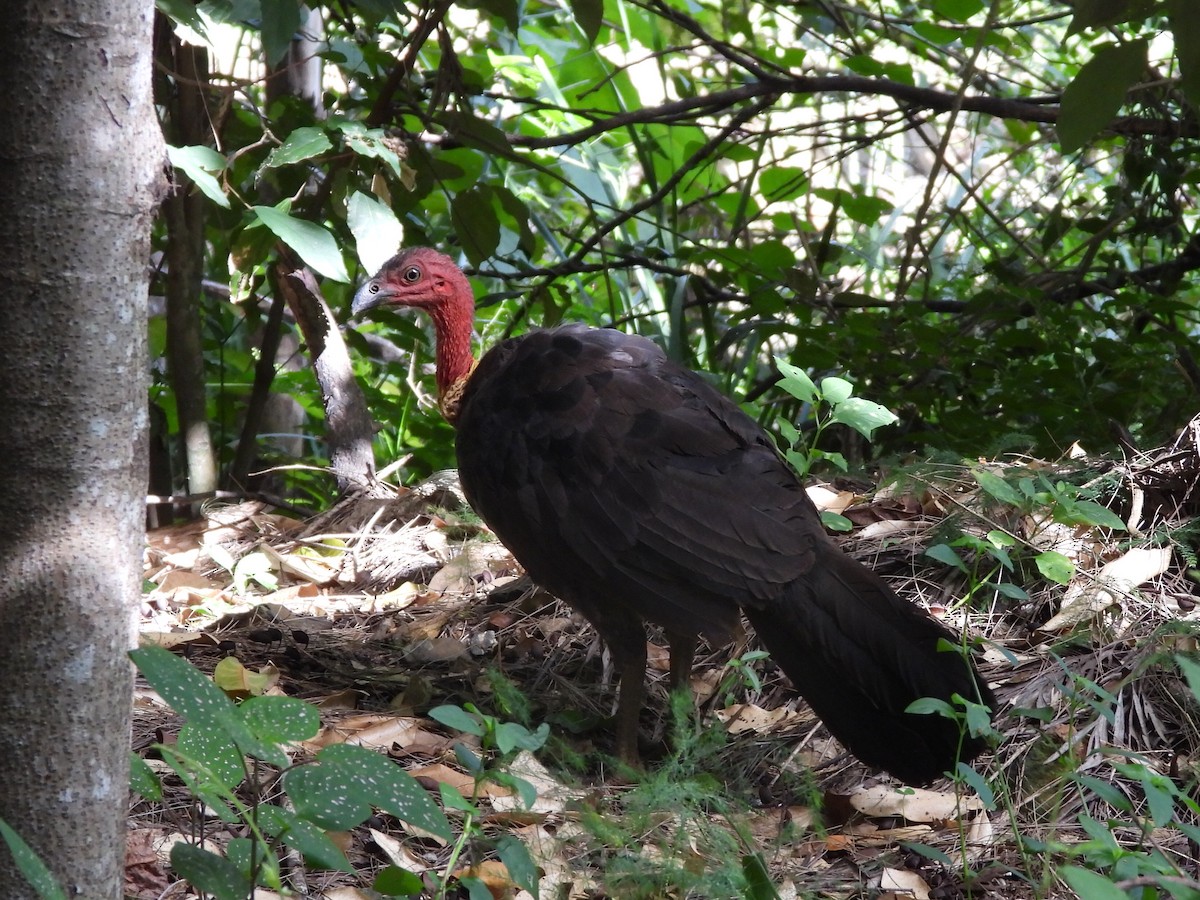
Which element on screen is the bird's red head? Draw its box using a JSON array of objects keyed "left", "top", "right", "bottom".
[
  {"left": 351, "top": 247, "right": 478, "bottom": 422},
  {"left": 351, "top": 247, "right": 473, "bottom": 317}
]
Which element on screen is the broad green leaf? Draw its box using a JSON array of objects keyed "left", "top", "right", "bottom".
[
  {"left": 258, "top": 806, "right": 354, "bottom": 872},
  {"left": 239, "top": 696, "right": 321, "bottom": 743},
  {"left": 570, "top": 0, "right": 603, "bottom": 44},
  {"left": 926, "top": 543, "right": 968, "bottom": 572},
  {"left": 741, "top": 851, "right": 779, "bottom": 900},
  {"left": 156, "top": 0, "right": 209, "bottom": 38},
  {"left": 177, "top": 722, "right": 246, "bottom": 790},
  {"left": 829, "top": 396, "right": 899, "bottom": 439},
  {"left": 430, "top": 704, "right": 486, "bottom": 736},
  {"left": 288, "top": 744, "right": 452, "bottom": 841},
  {"left": 260, "top": 0, "right": 302, "bottom": 66},
  {"left": 971, "top": 468, "right": 1023, "bottom": 507},
  {"left": 347, "top": 191, "right": 403, "bottom": 273},
  {"left": 375, "top": 866, "right": 426, "bottom": 895},
  {"left": 130, "top": 647, "right": 280, "bottom": 765},
  {"left": 775, "top": 358, "right": 818, "bottom": 403},
  {"left": 495, "top": 834, "right": 540, "bottom": 897},
  {"left": 1059, "top": 866, "right": 1128, "bottom": 900},
  {"left": 1035, "top": 550, "right": 1075, "bottom": 585},
  {"left": 130, "top": 753, "right": 162, "bottom": 801},
  {"left": 252, "top": 205, "right": 351, "bottom": 282},
  {"left": 1168, "top": 0, "right": 1200, "bottom": 110},
  {"left": 1061, "top": 499, "right": 1127, "bottom": 531},
  {"left": 264, "top": 126, "right": 332, "bottom": 169},
  {"left": 759, "top": 166, "right": 809, "bottom": 203},
  {"left": 169, "top": 844, "right": 252, "bottom": 900},
  {"left": 166, "top": 144, "right": 230, "bottom": 209},
  {"left": 450, "top": 186, "right": 501, "bottom": 266},
  {"left": 819, "top": 376, "right": 853, "bottom": 405},
  {"left": 933, "top": 0, "right": 983, "bottom": 21},
  {"left": 335, "top": 121, "right": 408, "bottom": 182},
  {"left": 1176, "top": 654, "right": 1200, "bottom": 702},
  {"left": 0, "top": 818, "right": 68, "bottom": 900},
  {"left": 1058, "top": 40, "right": 1147, "bottom": 152},
  {"left": 476, "top": 0, "right": 519, "bottom": 32},
  {"left": 441, "top": 112, "right": 512, "bottom": 155},
  {"left": 1068, "top": 0, "right": 1142, "bottom": 33}
]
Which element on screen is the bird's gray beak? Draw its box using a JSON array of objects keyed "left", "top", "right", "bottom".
[{"left": 351, "top": 279, "right": 389, "bottom": 317}]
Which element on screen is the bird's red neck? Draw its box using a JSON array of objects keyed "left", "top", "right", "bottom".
[{"left": 427, "top": 298, "right": 476, "bottom": 424}]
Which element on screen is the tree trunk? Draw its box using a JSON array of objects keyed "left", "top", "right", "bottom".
[
  {"left": 0, "top": 1, "right": 164, "bottom": 897},
  {"left": 157, "top": 22, "right": 219, "bottom": 501}
]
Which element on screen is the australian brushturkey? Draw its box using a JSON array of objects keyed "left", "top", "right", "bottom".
[{"left": 352, "top": 247, "right": 993, "bottom": 784}]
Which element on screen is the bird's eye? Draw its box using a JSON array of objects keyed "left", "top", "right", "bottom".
[
  {"left": 368, "top": 283, "right": 379, "bottom": 294},
  {"left": 403, "top": 266, "right": 421, "bottom": 283}
]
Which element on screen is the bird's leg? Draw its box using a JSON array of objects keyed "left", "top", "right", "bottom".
[
  {"left": 666, "top": 631, "right": 696, "bottom": 693},
  {"left": 612, "top": 640, "right": 649, "bottom": 766}
]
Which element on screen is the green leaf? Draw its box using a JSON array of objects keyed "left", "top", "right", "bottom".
[
  {"left": 495, "top": 834, "right": 540, "bottom": 897},
  {"left": 130, "top": 647, "right": 279, "bottom": 765},
  {"left": 933, "top": 0, "right": 983, "bottom": 21},
  {"left": 0, "top": 818, "right": 68, "bottom": 900},
  {"left": 820, "top": 511, "right": 853, "bottom": 532},
  {"left": 130, "top": 753, "right": 162, "bottom": 801},
  {"left": 1058, "top": 40, "right": 1147, "bottom": 152},
  {"left": 759, "top": 166, "right": 810, "bottom": 203},
  {"left": 260, "top": 0, "right": 302, "bottom": 67},
  {"left": 775, "top": 358, "right": 818, "bottom": 404},
  {"left": 450, "top": 187, "right": 501, "bottom": 265},
  {"left": 1059, "top": 866, "right": 1128, "bottom": 900},
  {"left": 569, "top": 0, "right": 603, "bottom": 44},
  {"left": 741, "top": 851, "right": 780, "bottom": 900},
  {"left": 258, "top": 806, "right": 354, "bottom": 872},
  {"left": 926, "top": 543, "right": 968, "bottom": 572},
  {"left": 335, "top": 121, "right": 407, "bottom": 181},
  {"left": 1175, "top": 654, "right": 1200, "bottom": 703},
  {"left": 1061, "top": 499, "right": 1127, "bottom": 531},
  {"left": 1068, "top": 0, "right": 1141, "bottom": 33},
  {"left": 252, "top": 205, "right": 351, "bottom": 282},
  {"left": 238, "top": 696, "right": 321, "bottom": 743},
  {"left": 156, "top": 0, "right": 209, "bottom": 38},
  {"left": 288, "top": 744, "right": 453, "bottom": 841},
  {"left": 166, "top": 145, "right": 230, "bottom": 209},
  {"left": 374, "top": 865, "right": 426, "bottom": 895},
  {"left": 829, "top": 396, "right": 899, "bottom": 439},
  {"left": 170, "top": 844, "right": 253, "bottom": 900},
  {"left": 819, "top": 376, "right": 853, "bottom": 405},
  {"left": 1035, "top": 550, "right": 1075, "bottom": 585},
  {"left": 348, "top": 191, "right": 404, "bottom": 274},
  {"left": 177, "top": 722, "right": 246, "bottom": 790},
  {"left": 1168, "top": 0, "right": 1200, "bottom": 110},
  {"left": 264, "top": 126, "right": 332, "bottom": 169},
  {"left": 971, "top": 468, "right": 1023, "bottom": 507},
  {"left": 430, "top": 704, "right": 486, "bottom": 736}
]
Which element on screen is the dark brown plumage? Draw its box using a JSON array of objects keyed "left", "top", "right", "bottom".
[{"left": 352, "top": 247, "right": 993, "bottom": 784}]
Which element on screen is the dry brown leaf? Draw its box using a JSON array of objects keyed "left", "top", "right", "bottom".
[
  {"left": 807, "top": 485, "right": 856, "bottom": 514},
  {"left": 406, "top": 636, "right": 469, "bottom": 663},
  {"left": 879, "top": 866, "right": 931, "bottom": 900},
  {"left": 303, "top": 713, "right": 427, "bottom": 751},
  {"left": 369, "top": 827, "right": 429, "bottom": 872},
  {"left": 716, "top": 703, "right": 806, "bottom": 735},
  {"left": 857, "top": 519, "right": 921, "bottom": 541},
  {"left": 137, "top": 631, "right": 218, "bottom": 649},
  {"left": 849, "top": 784, "right": 984, "bottom": 823},
  {"left": 454, "top": 859, "right": 517, "bottom": 899},
  {"left": 1045, "top": 546, "right": 1172, "bottom": 630}
]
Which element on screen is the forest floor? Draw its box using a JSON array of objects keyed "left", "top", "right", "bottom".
[{"left": 128, "top": 419, "right": 1200, "bottom": 899}]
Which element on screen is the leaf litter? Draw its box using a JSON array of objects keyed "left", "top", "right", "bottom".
[{"left": 128, "top": 414, "right": 1200, "bottom": 898}]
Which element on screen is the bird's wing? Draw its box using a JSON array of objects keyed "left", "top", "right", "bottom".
[{"left": 454, "top": 324, "right": 827, "bottom": 637}]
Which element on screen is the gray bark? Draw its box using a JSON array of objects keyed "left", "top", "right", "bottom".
[{"left": 0, "top": 1, "right": 164, "bottom": 896}]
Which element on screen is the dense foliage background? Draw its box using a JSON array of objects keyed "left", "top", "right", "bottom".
[{"left": 152, "top": 0, "right": 1200, "bottom": 506}]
